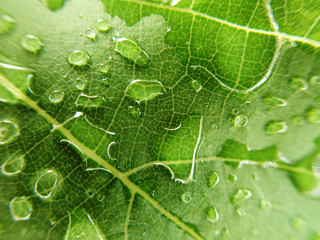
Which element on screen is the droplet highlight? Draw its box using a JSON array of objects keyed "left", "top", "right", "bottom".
[
  {"left": 1, "top": 155, "right": 24, "bottom": 176},
  {"left": 207, "top": 206, "right": 219, "bottom": 223},
  {"left": 99, "top": 64, "right": 109, "bottom": 74},
  {"left": 75, "top": 78, "right": 86, "bottom": 90},
  {"left": 234, "top": 114, "right": 248, "bottom": 128},
  {"left": 9, "top": 197, "right": 32, "bottom": 221},
  {"left": 265, "top": 120, "right": 288, "bottom": 134},
  {"left": 289, "top": 78, "right": 309, "bottom": 91},
  {"left": 96, "top": 18, "right": 111, "bottom": 32},
  {"left": 49, "top": 90, "right": 65, "bottom": 103},
  {"left": 232, "top": 188, "right": 252, "bottom": 204},
  {"left": 67, "top": 50, "right": 90, "bottom": 66},
  {"left": 76, "top": 94, "right": 104, "bottom": 107},
  {"left": 0, "top": 14, "right": 15, "bottom": 34},
  {"left": 21, "top": 34, "right": 43, "bottom": 53},
  {"left": 34, "top": 170, "right": 58, "bottom": 199},
  {"left": 259, "top": 199, "right": 272, "bottom": 210},
  {"left": 0, "top": 120, "right": 19, "bottom": 144},
  {"left": 263, "top": 96, "right": 287, "bottom": 106},
  {"left": 181, "top": 193, "right": 192, "bottom": 203},
  {"left": 207, "top": 171, "right": 219, "bottom": 188},
  {"left": 125, "top": 80, "right": 165, "bottom": 103},
  {"left": 228, "top": 173, "right": 238, "bottom": 182}
]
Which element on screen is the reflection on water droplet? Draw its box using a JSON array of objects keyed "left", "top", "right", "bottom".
[
  {"left": 232, "top": 188, "right": 252, "bottom": 204},
  {"left": 289, "top": 78, "right": 309, "bottom": 91},
  {"left": 76, "top": 94, "right": 104, "bottom": 107},
  {"left": 265, "top": 120, "right": 288, "bottom": 134},
  {"left": 0, "top": 14, "right": 15, "bottom": 34},
  {"left": 167, "top": 26, "right": 171, "bottom": 32},
  {"left": 1, "top": 154, "right": 24, "bottom": 176},
  {"left": 259, "top": 199, "right": 272, "bottom": 210},
  {"left": 34, "top": 170, "right": 58, "bottom": 199},
  {"left": 234, "top": 114, "right": 248, "bottom": 128},
  {"left": 67, "top": 50, "right": 90, "bottom": 66},
  {"left": 125, "top": 80, "right": 165, "bottom": 103},
  {"left": 291, "top": 115, "right": 304, "bottom": 125},
  {"left": 0, "top": 120, "right": 19, "bottom": 144},
  {"left": 310, "top": 75, "right": 320, "bottom": 86},
  {"left": 128, "top": 106, "right": 141, "bottom": 117},
  {"left": 21, "top": 34, "right": 43, "bottom": 53},
  {"left": 75, "top": 78, "right": 86, "bottom": 90},
  {"left": 9, "top": 197, "right": 32, "bottom": 221},
  {"left": 207, "top": 171, "right": 219, "bottom": 188},
  {"left": 49, "top": 90, "right": 65, "bottom": 103},
  {"left": 207, "top": 206, "right": 219, "bottom": 223},
  {"left": 228, "top": 173, "right": 237, "bottom": 182},
  {"left": 114, "top": 36, "right": 151, "bottom": 67},
  {"left": 99, "top": 64, "right": 109, "bottom": 74},
  {"left": 96, "top": 19, "right": 111, "bottom": 32},
  {"left": 85, "top": 27, "right": 97, "bottom": 40},
  {"left": 263, "top": 96, "right": 287, "bottom": 106},
  {"left": 26, "top": 74, "right": 36, "bottom": 94},
  {"left": 236, "top": 208, "right": 246, "bottom": 216},
  {"left": 192, "top": 80, "right": 202, "bottom": 92},
  {"left": 306, "top": 108, "right": 320, "bottom": 124},
  {"left": 181, "top": 193, "right": 192, "bottom": 203},
  {"left": 291, "top": 217, "right": 303, "bottom": 231}
]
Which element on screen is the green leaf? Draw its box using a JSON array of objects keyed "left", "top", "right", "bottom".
[{"left": 1, "top": 0, "right": 320, "bottom": 239}]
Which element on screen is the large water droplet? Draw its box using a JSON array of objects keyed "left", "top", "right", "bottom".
[
  {"left": 96, "top": 18, "right": 111, "bottom": 32},
  {"left": 48, "top": 90, "right": 65, "bottom": 103},
  {"left": 310, "top": 75, "right": 320, "bottom": 86},
  {"left": 99, "top": 64, "right": 109, "bottom": 74},
  {"left": 306, "top": 108, "right": 320, "bottom": 124},
  {"left": 207, "top": 171, "right": 219, "bottom": 188},
  {"left": 75, "top": 78, "right": 86, "bottom": 90},
  {"left": 263, "top": 96, "right": 287, "bottom": 106},
  {"left": 67, "top": 50, "right": 90, "bottom": 66},
  {"left": 181, "top": 193, "right": 192, "bottom": 203},
  {"left": 259, "top": 199, "right": 272, "bottom": 210},
  {"left": 0, "top": 14, "right": 15, "bottom": 34},
  {"left": 236, "top": 208, "right": 246, "bottom": 216},
  {"left": 207, "top": 206, "right": 219, "bottom": 223},
  {"left": 76, "top": 94, "right": 104, "bottom": 107},
  {"left": 125, "top": 80, "right": 165, "bottom": 103},
  {"left": 289, "top": 78, "right": 309, "bottom": 91},
  {"left": 234, "top": 114, "right": 248, "bottom": 128},
  {"left": 9, "top": 197, "right": 32, "bottom": 221},
  {"left": 21, "top": 34, "right": 43, "bottom": 53},
  {"left": 34, "top": 170, "right": 58, "bottom": 199},
  {"left": 39, "top": 0, "right": 65, "bottom": 11},
  {"left": 114, "top": 36, "right": 151, "bottom": 67},
  {"left": 1, "top": 155, "right": 24, "bottom": 176},
  {"left": 128, "top": 106, "right": 141, "bottom": 117},
  {"left": 232, "top": 188, "right": 252, "bottom": 204},
  {"left": 0, "top": 120, "right": 19, "bottom": 144},
  {"left": 85, "top": 27, "right": 97, "bottom": 40},
  {"left": 192, "top": 80, "right": 202, "bottom": 92},
  {"left": 265, "top": 120, "right": 288, "bottom": 134}
]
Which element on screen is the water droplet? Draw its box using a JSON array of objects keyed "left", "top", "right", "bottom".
[
  {"left": 263, "top": 96, "right": 287, "bottom": 106},
  {"left": 231, "top": 108, "right": 239, "bottom": 115},
  {"left": 310, "top": 75, "right": 320, "bottom": 86},
  {"left": 222, "top": 228, "right": 230, "bottom": 236},
  {"left": 0, "top": 120, "right": 19, "bottom": 144},
  {"left": 259, "top": 199, "right": 272, "bottom": 210},
  {"left": 26, "top": 74, "right": 36, "bottom": 94},
  {"left": 232, "top": 188, "right": 252, "bottom": 204},
  {"left": 291, "top": 217, "right": 303, "bottom": 231},
  {"left": 34, "top": 170, "right": 58, "bottom": 199},
  {"left": 234, "top": 114, "right": 248, "bottom": 128},
  {"left": 75, "top": 78, "right": 86, "bottom": 90},
  {"left": 67, "top": 50, "right": 90, "bottom": 66},
  {"left": 236, "top": 208, "right": 246, "bottom": 216},
  {"left": 99, "top": 64, "right": 109, "bottom": 74},
  {"left": 181, "top": 193, "right": 192, "bottom": 203},
  {"left": 291, "top": 115, "right": 304, "bottom": 125},
  {"left": 102, "top": 77, "right": 111, "bottom": 86},
  {"left": 114, "top": 36, "right": 151, "bottom": 67},
  {"left": 9, "top": 197, "right": 32, "bottom": 221},
  {"left": 128, "top": 106, "right": 141, "bottom": 117},
  {"left": 39, "top": 0, "right": 65, "bottom": 11},
  {"left": 21, "top": 34, "right": 43, "bottom": 53},
  {"left": 1, "top": 154, "right": 24, "bottom": 176},
  {"left": 265, "top": 120, "right": 288, "bottom": 134},
  {"left": 85, "top": 27, "right": 97, "bottom": 40},
  {"left": 192, "top": 80, "right": 202, "bottom": 92},
  {"left": 167, "top": 26, "right": 171, "bottom": 32},
  {"left": 96, "top": 18, "right": 111, "bottom": 32},
  {"left": 76, "top": 94, "right": 104, "bottom": 107},
  {"left": 125, "top": 80, "right": 165, "bottom": 103},
  {"left": 228, "top": 173, "right": 238, "bottom": 182},
  {"left": 86, "top": 189, "right": 94, "bottom": 197},
  {"left": 289, "top": 78, "right": 309, "bottom": 91},
  {"left": 207, "top": 206, "right": 219, "bottom": 223},
  {"left": 0, "top": 14, "right": 15, "bottom": 34},
  {"left": 207, "top": 171, "right": 219, "bottom": 188},
  {"left": 306, "top": 108, "right": 320, "bottom": 124},
  {"left": 48, "top": 90, "right": 65, "bottom": 103}
]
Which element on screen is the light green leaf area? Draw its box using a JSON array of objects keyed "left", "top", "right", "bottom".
[{"left": 0, "top": 0, "right": 320, "bottom": 239}]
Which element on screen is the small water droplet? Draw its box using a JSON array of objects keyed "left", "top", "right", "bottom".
[
  {"left": 26, "top": 74, "right": 36, "bottom": 94},
  {"left": 96, "top": 18, "right": 111, "bottom": 32},
  {"left": 234, "top": 114, "right": 248, "bottom": 128},
  {"left": 263, "top": 96, "right": 287, "bottom": 106},
  {"left": 228, "top": 173, "right": 238, "bottom": 182},
  {"left": 310, "top": 75, "right": 320, "bottom": 86},
  {"left": 128, "top": 106, "right": 141, "bottom": 117},
  {"left": 236, "top": 208, "right": 246, "bottom": 216},
  {"left": 222, "top": 228, "right": 230, "bottom": 236},
  {"left": 0, "top": 120, "right": 19, "bottom": 144},
  {"left": 21, "top": 34, "right": 43, "bottom": 53},
  {"left": 1, "top": 154, "right": 24, "bottom": 176},
  {"left": 232, "top": 188, "right": 252, "bottom": 204},
  {"left": 265, "top": 120, "right": 288, "bottom": 134},
  {"left": 259, "top": 199, "right": 272, "bottom": 210},
  {"left": 231, "top": 108, "right": 239, "bottom": 115},
  {"left": 99, "top": 64, "right": 109, "bottom": 74},
  {"left": 181, "top": 193, "right": 192, "bottom": 203},
  {"left": 97, "top": 193, "right": 105, "bottom": 202},
  {"left": 142, "top": 232, "right": 147, "bottom": 237},
  {"left": 291, "top": 217, "right": 303, "bottom": 231},
  {"left": 192, "top": 80, "right": 202, "bottom": 92},
  {"left": 289, "top": 78, "right": 309, "bottom": 91},
  {"left": 306, "top": 108, "right": 320, "bottom": 124},
  {"left": 34, "top": 170, "right": 58, "bottom": 199},
  {"left": 39, "top": 0, "right": 65, "bottom": 11},
  {"left": 207, "top": 206, "right": 219, "bottom": 223},
  {"left": 75, "top": 78, "right": 86, "bottom": 90},
  {"left": 67, "top": 50, "right": 90, "bottom": 66},
  {"left": 76, "top": 94, "right": 104, "bottom": 107},
  {"left": 86, "top": 189, "right": 94, "bottom": 197},
  {"left": 207, "top": 171, "right": 219, "bottom": 188},
  {"left": 125, "top": 80, "right": 165, "bottom": 103},
  {"left": 114, "top": 36, "right": 151, "bottom": 67},
  {"left": 49, "top": 90, "right": 65, "bottom": 103},
  {"left": 85, "top": 27, "right": 97, "bottom": 40},
  {"left": 291, "top": 115, "right": 304, "bottom": 125},
  {"left": 0, "top": 14, "right": 16, "bottom": 34},
  {"left": 167, "top": 26, "right": 171, "bottom": 32},
  {"left": 9, "top": 197, "right": 32, "bottom": 221}
]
